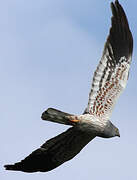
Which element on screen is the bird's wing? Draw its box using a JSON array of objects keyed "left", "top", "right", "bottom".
[
  {"left": 85, "top": 0, "right": 133, "bottom": 120},
  {"left": 4, "top": 127, "right": 95, "bottom": 172}
]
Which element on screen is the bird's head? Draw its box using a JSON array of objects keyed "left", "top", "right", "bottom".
[
  {"left": 101, "top": 121, "right": 120, "bottom": 138},
  {"left": 108, "top": 121, "right": 120, "bottom": 138}
]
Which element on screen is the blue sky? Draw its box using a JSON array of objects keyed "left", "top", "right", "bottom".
[{"left": 1, "top": 0, "right": 137, "bottom": 180}]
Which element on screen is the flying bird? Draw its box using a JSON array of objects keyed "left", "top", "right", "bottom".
[{"left": 4, "top": 0, "right": 133, "bottom": 173}]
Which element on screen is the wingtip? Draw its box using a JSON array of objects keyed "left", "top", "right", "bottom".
[
  {"left": 109, "top": 0, "right": 133, "bottom": 60},
  {"left": 115, "top": 0, "right": 119, "bottom": 3},
  {"left": 4, "top": 164, "right": 15, "bottom": 171},
  {"left": 111, "top": 0, "right": 119, "bottom": 9},
  {"left": 110, "top": 2, "right": 114, "bottom": 12},
  {"left": 4, "top": 163, "right": 25, "bottom": 172}
]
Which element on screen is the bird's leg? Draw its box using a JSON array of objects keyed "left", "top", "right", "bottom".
[{"left": 69, "top": 116, "right": 79, "bottom": 123}]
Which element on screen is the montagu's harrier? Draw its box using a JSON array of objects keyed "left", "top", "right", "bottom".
[{"left": 4, "top": 0, "right": 133, "bottom": 173}]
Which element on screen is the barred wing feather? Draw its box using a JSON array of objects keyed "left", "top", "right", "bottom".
[{"left": 86, "top": 0, "right": 133, "bottom": 119}]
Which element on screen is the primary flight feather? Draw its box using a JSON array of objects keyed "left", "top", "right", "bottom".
[{"left": 4, "top": 0, "right": 133, "bottom": 173}]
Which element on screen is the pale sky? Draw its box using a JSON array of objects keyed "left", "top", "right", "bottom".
[{"left": 1, "top": 0, "right": 137, "bottom": 180}]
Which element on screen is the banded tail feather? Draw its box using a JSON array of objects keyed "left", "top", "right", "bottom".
[{"left": 41, "top": 108, "right": 74, "bottom": 126}]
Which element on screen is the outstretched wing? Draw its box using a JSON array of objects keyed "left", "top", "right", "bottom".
[
  {"left": 4, "top": 127, "right": 95, "bottom": 172},
  {"left": 85, "top": 0, "right": 133, "bottom": 120}
]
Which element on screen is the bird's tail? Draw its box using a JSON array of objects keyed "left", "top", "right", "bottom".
[{"left": 41, "top": 108, "right": 75, "bottom": 126}]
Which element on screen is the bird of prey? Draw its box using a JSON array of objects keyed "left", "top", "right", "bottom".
[{"left": 4, "top": 0, "right": 133, "bottom": 173}]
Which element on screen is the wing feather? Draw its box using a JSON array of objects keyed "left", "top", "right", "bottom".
[
  {"left": 85, "top": 0, "right": 133, "bottom": 119},
  {"left": 4, "top": 127, "right": 95, "bottom": 172}
]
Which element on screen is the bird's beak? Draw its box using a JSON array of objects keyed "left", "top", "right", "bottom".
[
  {"left": 116, "top": 128, "right": 120, "bottom": 137},
  {"left": 117, "top": 130, "right": 120, "bottom": 137}
]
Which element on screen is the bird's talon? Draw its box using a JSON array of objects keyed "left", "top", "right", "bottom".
[
  {"left": 69, "top": 116, "right": 79, "bottom": 123},
  {"left": 70, "top": 119, "right": 79, "bottom": 123}
]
